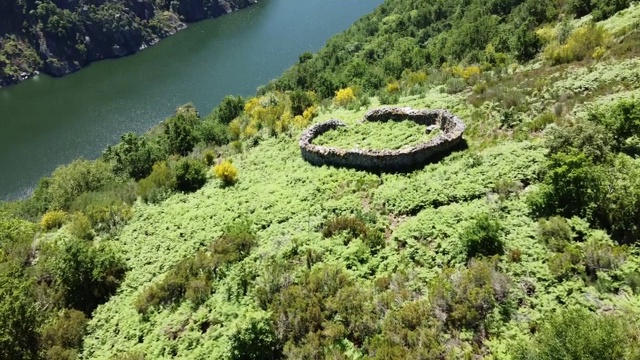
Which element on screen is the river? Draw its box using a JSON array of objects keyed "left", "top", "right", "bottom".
[{"left": 0, "top": 0, "right": 383, "bottom": 200}]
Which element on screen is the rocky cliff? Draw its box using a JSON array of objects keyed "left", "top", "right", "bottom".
[{"left": 0, "top": 0, "right": 258, "bottom": 88}]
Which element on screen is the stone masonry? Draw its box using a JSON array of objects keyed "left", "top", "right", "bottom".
[{"left": 299, "top": 107, "right": 466, "bottom": 172}]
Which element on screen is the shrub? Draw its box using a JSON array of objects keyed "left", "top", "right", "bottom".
[
  {"left": 461, "top": 213, "right": 504, "bottom": 259},
  {"left": 430, "top": 259, "right": 510, "bottom": 332},
  {"left": 103, "top": 132, "right": 162, "bottom": 180},
  {"left": 136, "top": 220, "right": 257, "bottom": 313},
  {"left": 175, "top": 158, "right": 207, "bottom": 193},
  {"left": 548, "top": 246, "right": 583, "bottom": 280},
  {"left": 197, "top": 118, "right": 230, "bottom": 146},
  {"left": 445, "top": 77, "right": 466, "bottom": 94},
  {"left": 67, "top": 212, "right": 94, "bottom": 241},
  {"left": 289, "top": 90, "right": 315, "bottom": 116},
  {"left": 52, "top": 239, "right": 127, "bottom": 315},
  {"left": 322, "top": 216, "right": 368, "bottom": 240},
  {"left": 229, "top": 316, "right": 281, "bottom": 360},
  {"left": 164, "top": 112, "right": 199, "bottom": 156},
  {"left": 137, "top": 162, "right": 176, "bottom": 203},
  {"left": 40, "top": 309, "right": 88, "bottom": 358},
  {"left": 203, "top": 150, "right": 216, "bottom": 166},
  {"left": 333, "top": 87, "right": 356, "bottom": 107},
  {"left": 41, "top": 210, "right": 67, "bottom": 230},
  {"left": 69, "top": 184, "right": 135, "bottom": 235},
  {"left": 544, "top": 23, "right": 611, "bottom": 65},
  {"left": 214, "top": 95, "right": 245, "bottom": 124},
  {"left": 514, "top": 308, "right": 636, "bottom": 360},
  {"left": 367, "top": 300, "right": 443, "bottom": 359},
  {"left": 587, "top": 98, "right": 640, "bottom": 157},
  {"left": 538, "top": 216, "right": 573, "bottom": 252},
  {"left": 47, "top": 159, "right": 117, "bottom": 211},
  {"left": 213, "top": 160, "right": 238, "bottom": 186}
]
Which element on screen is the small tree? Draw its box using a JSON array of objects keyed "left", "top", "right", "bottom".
[
  {"left": 175, "top": 158, "right": 207, "bottom": 193},
  {"left": 461, "top": 213, "right": 504, "bottom": 259}
]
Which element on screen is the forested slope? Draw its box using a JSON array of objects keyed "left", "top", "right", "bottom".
[
  {"left": 2, "top": 0, "right": 640, "bottom": 359},
  {"left": 0, "top": 0, "right": 256, "bottom": 87}
]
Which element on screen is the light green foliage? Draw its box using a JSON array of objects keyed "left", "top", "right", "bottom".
[
  {"left": 514, "top": 308, "right": 639, "bottom": 360},
  {"left": 5, "top": 2, "right": 640, "bottom": 359},
  {"left": 47, "top": 159, "right": 117, "bottom": 211},
  {"left": 314, "top": 120, "right": 441, "bottom": 150}
]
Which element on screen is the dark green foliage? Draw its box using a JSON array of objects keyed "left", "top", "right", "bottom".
[
  {"left": 461, "top": 213, "right": 505, "bottom": 259},
  {"left": 322, "top": 215, "right": 385, "bottom": 251},
  {"left": 40, "top": 309, "right": 88, "bottom": 360},
  {"left": 569, "top": 0, "right": 632, "bottom": 19},
  {"left": 198, "top": 117, "right": 230, "bottom": 146},
  {"left": 322, "top": 216, "right": 368, "bottom": 239},
  {"left": 214, "top": 95, "right": 245, "bottom": 125},
  {"left": 267, "top": 264, "right": 377, "bottom": 357},
  {"left": 229, "top": 316, "right": 281, "bottom": 360},
  {"left": 430, "top": 260, "right": 510, "bottom": 332},
  {"left": 0, "top": 275, "right": 40, "bottom": 360},
  {"left": 137, "top": 162, "right": 176, "bottom": 203},
  {"left": 52, "top": 239, "right": 128, "bottom": 315},
  {"left": 538, "top": 216, "right": 573, "bottom": 252},
  {"left": 366, "top": 300, "right": 444, "bottom": 359},
  {"left": 174, "top": 158, "right": 207, "bottom": 193},
  {"left": 514, "top": 308, "right": 637, "bottom": 360},
  {"left": 289, "top": 90, "right": 314, "bottom": 116},
  {"left": 136, "top": 220, "right": 257, "bottom": 313},
  {"left": 164, "top": 113, "right": 199, "bottom": 156},
  {"left": 103, "top": 133, "right": 164, "bottom": 180},
  {"left": 532, "top": 152, "right": 606, "bottom": 220},
  {"left": 587, "top": 98, "right": 640, "bottom": 157}
]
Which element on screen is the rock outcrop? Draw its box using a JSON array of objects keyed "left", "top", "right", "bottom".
[
  {"left": 299, "top": 107, "right": 466, "bottom": 172},
  {"left": 0, "top": 0, "right": 258, "bottom": 88}
]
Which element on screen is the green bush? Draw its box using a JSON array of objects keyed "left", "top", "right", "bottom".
[
  {"left": 430, "top": 259, "right": 510, "bottom": 332},
  {"left": 538, "top": 216, "right": 573, "bottom": 252},
  {"left": 175, "top": 158, "right": 207, "bottom": 192},
  {"left": 164, "top": 112, "right": 199, "bottom": 156},
  {"left": 40, "top": 309, "right": 88, "bottom": 359},
  {"left": 461, "top": 213, "right": 505, "bottom": 259},
  {"left": 103, "top": 133, "right": 164, "bottom": 180},
  {"left": 137, "top": 162, "right": 176, "bottom": 203},
  {"left": 47, "top": 159, "right": 117, "bottom": 211},
  {"left": 514, "top": 308, "right": 637, "bottom": 360},
  {"left": 52, "top": 239, "right": 127, "bottom": 315},
  {"left": 213, "top": 95, "right": 245, "bottom": 125},
  {"left": 587, "top": 98, "right": 640, "bottom": 157}
]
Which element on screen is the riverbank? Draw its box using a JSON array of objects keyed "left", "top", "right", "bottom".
[{"left": 0, "top": 0, "right": 257, "bottom": 89}]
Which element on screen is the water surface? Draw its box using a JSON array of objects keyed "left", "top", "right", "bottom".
[{"left": 0, "top": 0, "right": 383, "bottom": 200}]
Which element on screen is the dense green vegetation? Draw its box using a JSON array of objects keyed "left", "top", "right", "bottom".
[{"left": 2, "top": 0, "right": 640, "bottom": 359}]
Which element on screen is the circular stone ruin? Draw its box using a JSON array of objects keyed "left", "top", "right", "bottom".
[{"left": 299, "top": 107, "right": 466, "bottom": 172}]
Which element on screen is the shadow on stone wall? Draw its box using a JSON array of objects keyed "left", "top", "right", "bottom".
[{"left": 299, "top": 107, "right": 466, "bottom": 173}]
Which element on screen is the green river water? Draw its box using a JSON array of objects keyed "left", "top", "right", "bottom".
[{"left": 0, "top": 0, "right": 383, "bottom": 200}]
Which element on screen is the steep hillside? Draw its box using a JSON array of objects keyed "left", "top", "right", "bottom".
[
  {"left": 2, "top": 0, "right": 640, "bottom": 359},
  {"left": 0, "top": 0, "right": 257, "bottom": 87}
]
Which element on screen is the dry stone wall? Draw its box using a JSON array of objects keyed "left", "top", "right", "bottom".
[{"left": 299, "top": 107, "right": 466, "bottom": 172}]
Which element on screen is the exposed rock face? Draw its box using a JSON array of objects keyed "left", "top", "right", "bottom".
[
  {"left": 299, "top": 107, "right": 466, "bottom": 172},
  {"left": 0, "top": 0, "right": 258, "bottom": 88}
]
